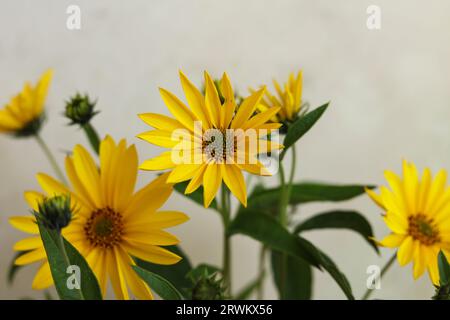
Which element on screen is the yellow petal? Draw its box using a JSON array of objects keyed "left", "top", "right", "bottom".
[
  {"left": 365, "top": 188, "right": 385, "bottom": 210},
  {"left": 116, "top": 247, "right": 153, "bottom": 300},
  {"left": 167, "top": 163, "right": 203, "bottom": 183},
  {"left": 15, "top": 248, "right": 46, "bottom": 265},
  {"left": 383, "top": 212, "right": 408, "bottom": 234},
  {"left": 413, "top": 244, "right": 427, "bottom": 279},
  {"left": 231, "top": 88, "right": 265, "bottom": 129},
  {"left": 122, "top": 241, "right": 181, "bottom": 265},
  {"left": 204, "top": 71, "right": 221, "bottom": 128},
  {"left": 98, "top": 135, "right": 116, "bottom": 207},
  {"left": 32, "top": 261, "right": 53, "bottom": 290},
  {"left": 24, "top": 191, "right": 45, "bottom": 211},
  {"left": 222, "top": 165, "right": 247, "bottom": 207},
  {"left": 203, "top": 163, "right": 222, "bottom": 207},
  {"left": 126, "top": 210, "right": 189, "bottom": 230},
  {"left": 179, "top": 70, "right": 211, "bottom": 128},
  {"left": 377, "top": 233, "right": 405, "bottom": 248},
  {"left": 124, "top": 230, "right": 180, "bottom": 246},
  {"left": 185, "top": 164, "right": 207, "bottom": 194},
  {"left": 427, "top": 246, "right": 440, "bottom": 286},
  {"left": 36, "top": 173, "right": 68, "bottom": 197},
  {"left": 147, "top": 210, "right": 190, "bottom": 229},
  {"left": 138, "top": 113, "right": 183, "bottom": 131},
  {"left": 418, "top": 168, "right": 432, "bottom": 214},
  {"left": 112, "top": 143, "right": 138, "bottom": 213},
  {"left": 403, "top": 160, "right": 419, "bottom": 214},
  {"left": 72, "top": 144, "right": 102, "bottom": 208},
  {"left": 88, "top": 249, "right": 108, "bottom": 297},
  {"left": 140, "top": 151, "right": 175, "bottom": 171},
  {"left": 220, "top": 72, "right": 235, "bottom": 104},
  {"left": 9, "top": 216, "right": 38, "bottom": 234},
  {"left": 397, "top": 236, "right": 414, "bottom": 266},
  {"left": 107, "top": 248, "right": 130, "bottom": 300},
  {"left": 425, "top": 169, "right": 447, "bottom": 215},
  {"left": 137, "top": 130, "right": 179, "bottom": 148},
  {"left": 13, "top": 237, "right": 43, "bottom": 251},
  {"left": 159, "top": 87, "right": 196, "bottom": 132},
  {"left": 123, "top": 173, "right": 173, "bottom": 220},
  {"left": 34, "top": 69, "right": 53, "bottom": 115},
  {"left": 243, "top": 106, "right": 281, "bottom": 130}
]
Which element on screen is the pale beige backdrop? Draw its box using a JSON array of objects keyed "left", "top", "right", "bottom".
[{"left": 1, "top": 0, "right": 449, "bottom": 300}]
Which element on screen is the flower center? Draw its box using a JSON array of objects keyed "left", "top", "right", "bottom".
[
  {"left": 84, "top": 207, "right": 124, "bottom": 248},
  {"left": 408, "top": 214, "right": 440, "bottom": 246},
  {"left": 202, "top": 129, "right": 237, "bottom": 162}
]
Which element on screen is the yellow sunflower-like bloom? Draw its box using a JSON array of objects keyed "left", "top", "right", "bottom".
[
  {"left": 9, "top": 136, "right": 189, "bottom": 299},
  {"left": 367, "top": 160, "right": 450, "bottom": 285},
  {"left": 251, "top": 71, "right": 303, "bottom": 123},
  {"left": 138, "top": 71, "right": 283, "bottom": 208},
  {"left": 0, "top": 70, "right": 52, "bottom": 136}
]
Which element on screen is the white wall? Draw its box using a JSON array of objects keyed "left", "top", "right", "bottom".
[{"left": 1, "top": 0, "right": 449, "bottom": 299}]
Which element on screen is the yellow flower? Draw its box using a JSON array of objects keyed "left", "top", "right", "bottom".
[
  {"left": 251, "top": 71, "right": 303, "bottom": 123},
  {"left": 367, "top": 160, "right": 450, "bottom": 285},
  {"left": 138, "top": 71, "right": 283, "bottom": 208},
  {"left": 0, "top": 70, "right": 52, "bottom": 136},
  {"left": 9, "top": 136, "right": 189, "bottom": 299}
]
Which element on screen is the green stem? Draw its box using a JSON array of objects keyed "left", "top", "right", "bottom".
[
  {"left": 221, "top": 186, "right": 232, "bottom": 296},
  {"left": 55, "top": 232, "right": 85, "bottom": 300},
  {"left": 35, "top": 135, "right": 67, "bottom": 185},
  {"left": 361, "top": 252, "right": 397, "bottom": 300},
  {"left": 82, "top": 123, "right": 100, "bottom": 155},
  {"left": 277, "top": 145, "right": 297, "bottom": 298},
  {"left": 256, "top": 246, "right": 267, "bottom": 299}
]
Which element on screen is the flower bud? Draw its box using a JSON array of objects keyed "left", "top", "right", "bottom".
[
  {"left": 191, "top": 272, "right": 227, "bottom": 300},
  {"left": 65, "top": 93, "right": 98, "bottom": 126},
  {"left": 34, "top": 195, "right": 72, "bottom": 231}
]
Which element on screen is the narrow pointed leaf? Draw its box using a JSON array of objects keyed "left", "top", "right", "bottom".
[
  {"left": 135, "top": 245, "right": 192, "bottom": 298},
  {"left": 271, "top": 250, "right": 312, "bottom": 299},
  {"left": 245, "top": 183, "right": 374, "bottom": 212},
  {"left": 294, "top": 210, "right": 379, "bottom": 253},
  {"left": 283, "top": 103, "right": 329, "bottom": 151},
  {"left": 227, "top": 210, "right": 320, "bottom": 268},
  {"left": 133, "top": 266, "right": 183, "bottom": 300},
  {"left": 38, "top": 223, "right": 102, "bottom": 300}
]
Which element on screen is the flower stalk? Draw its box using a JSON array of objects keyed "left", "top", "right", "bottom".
[
  {"left": 277, "top": 145, "right": 297, "bottom": 297},
  {"left": 220, "top": 186, "right": 232, "bottom": 295},
  {"left": 34, "top": 134, "right": 67, "bottom": 185},
  {"left": 361, "top": 252, "right": 397, "bottom": 300}
]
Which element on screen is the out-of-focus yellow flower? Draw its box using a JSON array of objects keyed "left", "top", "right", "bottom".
[
  {"left": 138, "top": 71, "right": 283, "bottom": 208},
  {"left": 367, "top": 160, "right": 450, "bottom": 285},
  {"left": 0, "top": 70, "right": 52, "bottom": 136},
  {"left": 251, "top": 71, "right": 303, "bottom": 123},
  {"left": 9, "top": 136, "right": 189, "bottom": 299}
]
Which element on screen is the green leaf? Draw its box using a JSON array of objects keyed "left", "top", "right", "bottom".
[
  {"left": 7, "top": 251, "right": 30, "bottom": 285},
  {"left": 294, "top": 210, "right": 379, "bottom": 253},
  {"left": 283, "top": 103, "right": 329, "bottom": 151},
  {"left": 135, "top": 245, "right": 192, "bottom": 298},
  {"left": 271, "top": 250, "right": 312, "bottom": 300},
  {"left": 235, "top": 276, "right": 264, "bottom": 300},
  {"left": 246, "top": 182, "right": 374, "bottom": 212},
  {"left": 227, "top": 210, "right": 354, "bottom": 299},
  {"left": 38, "top": 223, "right": 102, "bottom": 300},
  {"left": 438, "top": 251, "right": 450, "bottom": 286},
  {"left": 187, "top": 264, "right": 221, "bottom": 282},
  {"left": 133, "top": 266, "right": 183, "bottom": 300},
  {"left": 316, "top": 248, "right": 353, "bottom": 299},
  {"left": 174, "top": 181, "right": 218, "bottom": 210},
  {"left": 227, "top": 210, "right": 320, "bottom": 268}
]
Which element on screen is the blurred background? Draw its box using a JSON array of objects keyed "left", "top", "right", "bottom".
[{"left": 1, "top": 0, "right": 450, "bottom": 299}]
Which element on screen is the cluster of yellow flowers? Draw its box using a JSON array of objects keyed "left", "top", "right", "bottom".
[{"left": 2, "top": 69, "right": 450, "bottom": 299}]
